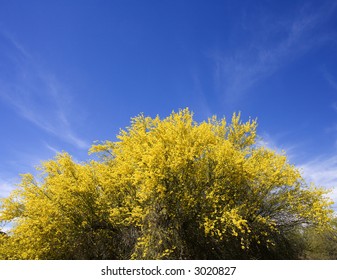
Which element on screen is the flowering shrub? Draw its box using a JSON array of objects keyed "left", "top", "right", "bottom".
[{"left": 0, "top": 109, "right": 333, "bottom": 259}]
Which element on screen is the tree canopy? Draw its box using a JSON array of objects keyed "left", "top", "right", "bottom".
[{"left": 0, "top": 109, "right": 335, "bottom": 259}]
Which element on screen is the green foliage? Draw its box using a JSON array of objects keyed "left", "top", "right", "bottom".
[
  {"left": 0, "top": 109, "right": 334, "bottom": 259},
  {"left": 301, "top": 217, "right": 337, "bottom": 260}
]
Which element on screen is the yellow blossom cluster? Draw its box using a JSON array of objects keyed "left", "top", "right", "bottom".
[{"left": 0, "top": 108, "right": 334, "bottom": 259}]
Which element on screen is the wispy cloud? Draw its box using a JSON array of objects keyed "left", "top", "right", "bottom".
[
  {"left": 212, "top": 2, "right": 337, "bottom": 103},
  {"left": 0, "top": 177, "right": 18, "bottom": 198},
  {"left": 190, "top": 70, "right": 214, "bottom": 119},
  {"left": 332, "top": 103, "right": 337, "bottom": 113},
  {"left": 321, "top": 68, "right": 337, "bottom": 114},
  {"left": 0, "top": 31, "right": 89, "bottom": 149},
  {"left": 44, "top": 143, "right": 62, "bottom": 155},
  {"left": 256, "top": 131, "right": 301, "bottom": 162},
  {"left": 320, "top": 68, "right": 337, "bottom": 147},
  {"left": 299, "top": 156, "right": 337, "bottom": 207},
  {"left": 256, "top": 132, "right": 337, "bottom": 206},
  {"left": 322, "top": 69, "right": 337, "bottom": 92}
]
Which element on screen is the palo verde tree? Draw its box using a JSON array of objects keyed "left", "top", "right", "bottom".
[
  {"left": 0, "top": 108, "right": 334, "bottom": 259},
  {"left": 0, "top": 156, "right": 137, "bottom": 259}
]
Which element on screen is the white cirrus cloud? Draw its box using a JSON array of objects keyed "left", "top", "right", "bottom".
[
  {"left": 0, "top": 31, "right": 89, "bottom": 150},
  {"left": 0, "top": 177, "right": 18, "bottom": 198},
  {"left": 256, "top": 132, "right": 337, "bottom": 207},
  {"left": 211, "top": 2, "right": 337, "bottom": 104},
  {"left": 299, "top": 155, "right": 337, "bottom": 207}
]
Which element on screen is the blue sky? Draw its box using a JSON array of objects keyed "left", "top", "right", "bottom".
[{"left": 0, "top": 0, "right": 337, "bottom": 210}]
